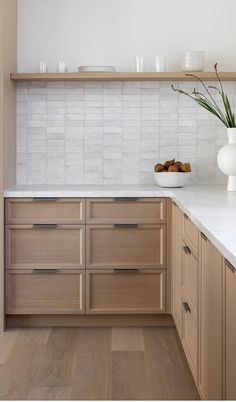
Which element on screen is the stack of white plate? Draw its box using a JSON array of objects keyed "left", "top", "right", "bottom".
[{"left": 78, "top": 66, "right": 115, "bottom": 72}]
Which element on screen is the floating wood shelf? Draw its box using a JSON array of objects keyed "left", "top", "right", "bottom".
[{"left": 10, "top": 72, "right": 236, "bottom": 82}]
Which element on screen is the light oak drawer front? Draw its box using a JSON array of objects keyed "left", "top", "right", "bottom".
[
  {"left": 182, "top": 296, "right": 198, "bottom": 381},
  {"left": 5, "top": 225, "right": 85, "bottom": 270},
  {"left": 86, "top": 269, "right": 165, "bottom": 314},
  {"left": 5, "top": 198, "right": 85, "bottom": 224},
  {"left": 86, "top": 198, "right": 166, "bottom": 224},
  {"left": 5, "top": 270, "right": 85, "bottom": 314},
  {"left": 183, "top": 213, "right": 199, "bottom": 257},
  {"left": 86, "top": 225, "right": 166, "bottom": 269},
  {"left": 182, "top": 242, "right": 198, "bottom": 311}
]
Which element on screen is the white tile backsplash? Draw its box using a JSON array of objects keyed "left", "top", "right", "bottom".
[{"left": 17, "top": 81, "right": 233, "bottom": 185}]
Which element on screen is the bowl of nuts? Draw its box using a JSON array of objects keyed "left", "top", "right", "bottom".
[{"left": 153, "top": 159, "right": 191, "bottom": 188}]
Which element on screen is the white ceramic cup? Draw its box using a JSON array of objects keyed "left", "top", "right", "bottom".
[
  {"left": 182, "top": 51, "right": 205, "bottom": 72},
  {"left": 154, "top": 56, "right": 166, "bottom": 72},
  {"left": 38, "top": 61, "right": 47, "bottom": 73},
  {"left": 135, "top": 56, "right": 143, "bottom": 72}
]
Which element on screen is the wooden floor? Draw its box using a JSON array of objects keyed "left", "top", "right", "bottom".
[{"left": 0, "top": 326, "right": 199, "bottom": 400}]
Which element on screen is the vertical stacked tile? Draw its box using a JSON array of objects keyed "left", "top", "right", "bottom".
[
  {"left": 16, "top": 80, "right": 230, "bottom": 186},
  {"left": 16, "top": 83, "right": 28, "bottom": 184},
  {"left": 103, "top": 82, "right": 122, "bottom": 184},
  {"left": 177, "top": 81, "right": 198, "bottom": 182},
  {"left": 84, "top": 82, "right": 103, "bottom": 184},
  {"left": 140, "top": 82, "right": 159, "bottom": 184},
  {"left": 65, "top": 82, "right": 84, "bottom": 184},
  {"left": 122, "top": 82, "right": 141, "bottom": 184},
  {"left": 27, "top": 83, "right": 47, "bottom": 184},
  {"left": 47, "top": 83, "right": 66, "bottom": 184}
]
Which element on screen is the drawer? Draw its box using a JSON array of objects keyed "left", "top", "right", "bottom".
[
  {"left": 5, "top": 270, "right": 85, "bottom": 314},
  {"left": 182, "top": 295, "right": 198, "bottom": 381},
  {"left": 86, "top": 198, "right": 166, "bottom": 224},
  {"left": 86, "top": 224, "right": 166, "bottom": 269},
  {"left": 183, "top": 213, "right": 199, "bottom": 257},
  {"left": 5, "top": 198, "right": 85, "bottom": 224},
  {"left": 5, "top": 225, "right": 85, "bottom": 270},
  {"left": 182, "top": 241, "right": 198, "bottom": 310},
  {"left": 86, "top": 269, "right": 165, "bottom": 314}
]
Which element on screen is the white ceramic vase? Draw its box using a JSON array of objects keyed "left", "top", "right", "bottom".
[{"left": 217, "top": 128, "right": 236, "bottom": 191}]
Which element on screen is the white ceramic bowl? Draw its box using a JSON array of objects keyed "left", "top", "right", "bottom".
[{"left": 154, "top": 172, "right": 191, "bottom": 188}]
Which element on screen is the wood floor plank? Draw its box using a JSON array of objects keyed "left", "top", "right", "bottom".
[
  {"left": 111, "top": 327, "right": 145, "bottom": 351},
  {"left": 0, "top": 326, "right": 200, "bottom": 400},
  {"left": 30, "top": 386, "right": 73, "bottom": 400},
  {"left": 143, "top": 327, "right": 200, "bottom": 400},
  {"left": 72, "top": 328, "right": 111, "bottom": 400},
  {"left": 18, "top": 328, "right": 51, "bottom": 345},
  {"left": 111, "top": 351, "right": 153, "bottom": 400},
  {"left": 34, "top": 328, "right": 78, "bottom": 387},
  {"left": 0, "top": 329, "right": 19, "bottom": 364},
  {"left": 0, "top": 328, "right": 77, "bottom": 399}
]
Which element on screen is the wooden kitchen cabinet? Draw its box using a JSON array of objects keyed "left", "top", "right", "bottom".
[
  {"left": 86, "top": 269, "right": 165, "bottom": 314},
  {"left": 181, "top": 235, "right": 199, "bottom": 384},
  {"left": 86, "top": 224, "right": 166, "bottom": 269},
  {"left": 172, "top": 202, "right": 199, "bottom": 382},
  {"left": 225, "top": 258, "right": 236, "bottom": 400},
  {"left": 5, "top": 198, "right": 85, "bottom": 224},
  {"left": 5, "top": 269, "right": 85, "bottom": 314},
  {"left": 182, "top": 241, "right": 198, "bottom": 310},
  {"left": 86, "top": 197, "right": 166, "bottom": 224},
  {"left": 172, "top": 202, "right": 183, "bottom": 335},
  {"left": 181, "top": 292, "right": 198, "bottom": 382},
  {"left": 5, "top": 224, "right": 85, "bottom": 270},
  {"left": 199, "top": 235, "right": 223, "bottom": 400},
  {"left": 183, "top": 213, "right": 199, "bottom": 258}
]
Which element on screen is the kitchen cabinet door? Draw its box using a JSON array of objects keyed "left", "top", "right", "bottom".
[
  {"left": 199, "top": 235, "right": 223, "bottom": 400},
  {"left": 172, "top": 202, "right": 183, "bottom": 336},
  {"left": 6, "top": 270, "right": 85, "bottom": 314},
  {"left": 86, "top": 198, "right": 166, "bottom": 224},
  {"left": 86, "top": 224, "right": 165, "bottom": 269},
  {"left": 225, "top": 259, "right": 236, "bottom": 400},
  {"left": 5, "top": 198, "right": 85, "bottom": 224},
  {"left": 5, "top": 225, "right": 85, "bottom": 270},
  {"left": 86, "top": 269, "right": 165, "bottom": 314}
]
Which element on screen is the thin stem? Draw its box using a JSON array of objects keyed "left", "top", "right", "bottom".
[
  {"left": 214, "top": 63, "right": 224, "bottom": 94},
  {"left": 186, "top": 73, "right": 225, "bottom": 117}
]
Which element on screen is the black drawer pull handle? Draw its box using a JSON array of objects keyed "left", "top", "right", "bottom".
[
  {"left": 32, "top": 269, "right": 58, "bottom": 273},
  {"left": 225, "top": 259, "right": 236, "bottom": 273},
  {"left": 114, "top": 197, "right": 138, "bottom": 202},
  {"left": 184, "top": 213, "right": 189, "bottom": 220},
  {"left": 33, "top": 197, "right": 59, "bottom": 201},
  {"left": 114, "top": 224, "right": 138, "bottom": 228},
  {"left": 183, "top": 245, "right": 192, "bottom": 255},
  {"left": 33, "top": 224, "right": 58, "bottom": 229},
  {"left": 201, "top": 232, "right": 208, "bottom": 242},
  {"left": 183, "top": 302, "right": 191, "bottom": 313},
  {"left": 113, "top": 268, "right": 138, "bottom": 273}
]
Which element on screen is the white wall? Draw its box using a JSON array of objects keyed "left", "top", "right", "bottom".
[{"left": 18, "top": 0, "right": 236, "bottom": 73}]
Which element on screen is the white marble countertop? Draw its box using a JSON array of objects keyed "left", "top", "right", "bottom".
[{"left": 4, "top": 184, "right": 236, "bottom": 268}]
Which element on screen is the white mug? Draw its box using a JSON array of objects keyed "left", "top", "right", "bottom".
[{"left": 154, "top": 56, "right": 166, "bottom": 72}]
